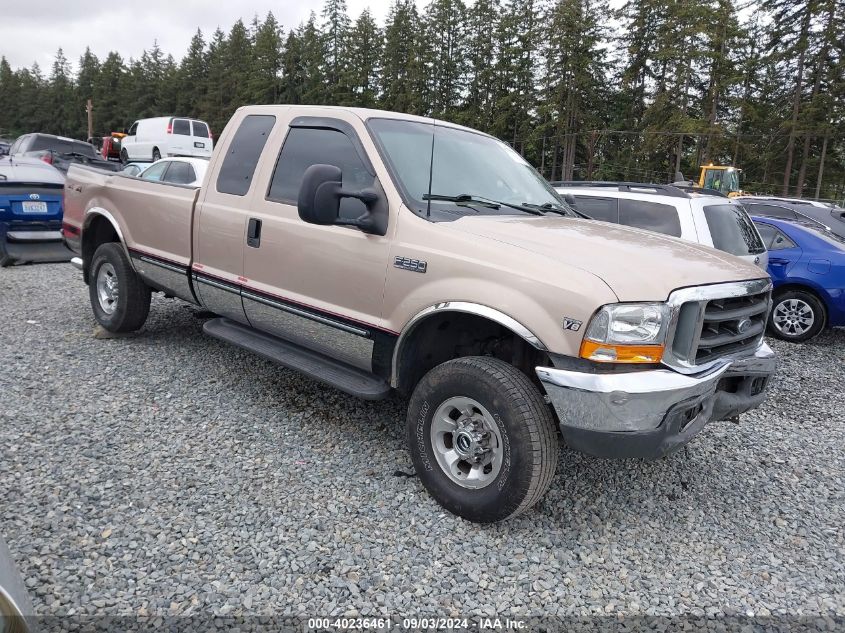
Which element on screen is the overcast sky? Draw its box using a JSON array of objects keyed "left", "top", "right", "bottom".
[{"left": 1, "top": 0, "right": 425, "bottom": 72}]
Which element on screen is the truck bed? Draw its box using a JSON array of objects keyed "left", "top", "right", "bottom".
[{"left": 64, "top": 165, "right": 200, "bottom": 267}]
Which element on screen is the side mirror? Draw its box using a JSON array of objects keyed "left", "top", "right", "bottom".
[
  {"left": 297, "top": 164, "right": 381, "bottom": 233},
  {"left": 563, "top": 193, "right": 577, "bottom": 208}
]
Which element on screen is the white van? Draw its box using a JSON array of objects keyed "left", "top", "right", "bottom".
[{"left": 120, "top": 117, "right": 213, "bottom": 163}]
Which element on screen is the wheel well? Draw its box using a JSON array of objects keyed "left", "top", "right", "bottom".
[
  {"left": 81, "top": 215, "right": 119, "bottom": 283},
  {"left": 394, "top": 312, "right": 551, "bottom": 396}
]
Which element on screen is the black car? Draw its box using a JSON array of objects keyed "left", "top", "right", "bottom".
[
  {"left": 737, "top": 196, "right": 845, "bottom": 238},
  {"left": 9, "top": 133, "right": 121, "bottom": 174},
  {"left": 0, "top": 141, "right": 10, "bottom": 156}
]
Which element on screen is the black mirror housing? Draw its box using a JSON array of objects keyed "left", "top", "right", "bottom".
[
  {"left": 298, "top": 163, "right": 388, "bottom": 236},
  {"left": 298, "top": 164, "right": 342, "bottom": 225}
]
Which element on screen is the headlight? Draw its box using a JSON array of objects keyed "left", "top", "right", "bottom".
[{"left": 580, "top": 303, "right": 669, "bottom": 363}]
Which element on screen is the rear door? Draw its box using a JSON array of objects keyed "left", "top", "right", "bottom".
[
  {"left": 192, "top": 112, "right": 278, "bottom": 323},
  {"left": 190, "top": 120, "right": 213, "bottom": 158},
  {"left": 169, "top": 119, "right": 192, "bottom": 157},
  {"left": 754, "top": 221, "right": 802, "bottom": 280}
]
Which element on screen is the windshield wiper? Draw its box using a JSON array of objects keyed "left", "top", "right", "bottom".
[
  {"left": 522, "top": 201, "right": 592, "bottom": 220},
  {"left": 423, "top": 193, "right": 544, "bottom": 216}
]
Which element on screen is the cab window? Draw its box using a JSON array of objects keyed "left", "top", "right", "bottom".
[
  {"left": 268, "top": 127, "right": 373, "bottom": 219},
  {"left": 618, "top": 199, "right": 682, "bottom": 237},
  {"left": 216, "top": 114, "right": 275, "bottom": 196},
  {"left": 128, "top": 122, "right": 138, "bottom": 136}
]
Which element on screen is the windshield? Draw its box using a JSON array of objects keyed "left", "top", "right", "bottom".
[
  {"left": 368, "top": 118, "right": 563, "bottom": 216},
  {"left": 702, "top": 168, "right": 740, "bottom": 194},
  {"left": 704, "top": 204, "right": 766, "bottom": 255}
]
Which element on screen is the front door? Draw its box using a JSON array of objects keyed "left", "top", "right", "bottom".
[{"left": 241, "top": 111, "right": 393, "bottom": 371}]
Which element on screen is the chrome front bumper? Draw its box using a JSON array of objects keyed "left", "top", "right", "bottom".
[{"left": 536, "top": 342, "right": 777, "bottom": 459}]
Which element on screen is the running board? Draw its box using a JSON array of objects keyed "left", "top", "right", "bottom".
[{"left": 203, "top": 317, "right": 391, "bottom": 400}]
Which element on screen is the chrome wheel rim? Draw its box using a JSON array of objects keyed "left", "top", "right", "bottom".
[
  {"left": 773, "top": 298, "right": 814, "bottom": 336},
  {"left": 430, "top": 396, "right": 504, "bottom": 489},
  {"left": 96, "top": 262, "right": 119, "bottom": 315}
]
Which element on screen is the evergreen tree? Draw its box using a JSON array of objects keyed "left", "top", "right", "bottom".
[
  {"left": 322, "top": 0, "right": 352, "bottom": 103},
  {"left": 381, "top": 0, "right": 428, "bottom": 114},
  {"left": 251, "top": 13, "right": 284, "bottom": 104},
  {"left": 422, "top": 0, "right": 467, "bottom": 119},
  {"left": 178, "top": 29, "right": 207, "bottom": 116},
  {"left": 346, "top": 9, "right": 382, "bottom": 108}
]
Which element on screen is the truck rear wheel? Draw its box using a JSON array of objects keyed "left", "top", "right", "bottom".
[
  {"left": 89, "top": 242, "right": 151, "bottom": 333},
  {"left": 406, "top": 356, "right": 558, "bottom": 523}
]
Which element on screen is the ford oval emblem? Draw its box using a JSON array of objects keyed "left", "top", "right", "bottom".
[
  {"left": 737, "top": 318, "right": 752, "bottom": 334},
  {"left": 29, "top": 193, "right": 40, "bottom": 200}
]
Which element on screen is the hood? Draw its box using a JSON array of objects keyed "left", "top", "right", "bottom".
[{"left": 446, "top": 214, "right": 768, "bottom": 302}]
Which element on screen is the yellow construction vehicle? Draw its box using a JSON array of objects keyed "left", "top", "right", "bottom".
[{"left": 697, "top": 164, "right": 743, "bottom": 197}]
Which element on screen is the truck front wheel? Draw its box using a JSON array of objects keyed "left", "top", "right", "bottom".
[
  {"left": 89, "top": 242, "right": 151, "bottom": 333},
  {"left": 406, "top": 356, "right": 558, "bottom": 523}
]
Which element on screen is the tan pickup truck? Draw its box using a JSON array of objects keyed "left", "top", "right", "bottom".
[{"left": 63, "top": 105, "right": 776, "bottom": 522}]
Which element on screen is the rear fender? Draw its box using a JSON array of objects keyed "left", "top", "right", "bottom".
[{"left": 81, "top": 207, "right": 135, "bottom": 282}]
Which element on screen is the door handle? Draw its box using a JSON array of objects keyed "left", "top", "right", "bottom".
[
  {"left": 769, "top": 258, "right": 788, "bottom": 265},
  {"left": 247, "top": 218, "right": 262, "bottom": 248}
]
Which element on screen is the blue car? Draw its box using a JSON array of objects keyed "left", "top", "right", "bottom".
[
  {"left": 0, "top": 155, "right": 70, "bottom": 266},
  {"left": 752, "top": 216, "right": 845, "bottom": 342}
]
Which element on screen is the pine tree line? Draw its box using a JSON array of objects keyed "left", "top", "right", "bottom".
[{"left": 0, "top": 0, "right": 843, "bottom": 200}]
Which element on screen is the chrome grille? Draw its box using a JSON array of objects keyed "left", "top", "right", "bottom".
[
  {"left": 663, "top": 279, "right": 772, "bottom": 373},
  {"left": 696, "top": 292, "right": 769, "bottom": 363}
]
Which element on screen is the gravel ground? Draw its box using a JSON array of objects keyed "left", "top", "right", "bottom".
[{"left": 1, "top": 262, "right": 844, "bottom": 624}]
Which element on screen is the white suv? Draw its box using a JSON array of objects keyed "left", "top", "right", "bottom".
[
  {"left": 554, "top": 182, "right": 768, "bottom": 269},
  {"left": 120, "top": 117, "right": 213, "bottom": 163}
]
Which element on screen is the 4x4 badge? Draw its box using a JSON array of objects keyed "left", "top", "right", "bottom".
[{"left": 562, "top": 317, "right": 582, "bottom": 331}]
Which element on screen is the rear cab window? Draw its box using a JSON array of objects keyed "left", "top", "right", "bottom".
[
  {"left": 704, "top": 204, "right": 766, "bottom": 255},
  {"left": 618, "top": 199, "right": 682, "bottom": 237},
  {"left": 216, "top": 115, "right": 276, "bottom": 196}
]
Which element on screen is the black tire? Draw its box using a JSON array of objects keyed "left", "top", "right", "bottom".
[
  {"left": 768, "top": 289, "right": 826, "bottom": 342},
  {"left": 120, "top": 148, "right": 129, "bottom": 165},
  {"left": 89, "top": 242, "right": 151, "bottom": 333},
  {"left": 406, "top": 356, "right": 558, "bottom": 523},
  {"left": 152, "top": 147, "right": 161, "bottom": 161}
]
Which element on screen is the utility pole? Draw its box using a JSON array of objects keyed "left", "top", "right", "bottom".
[{"left": 86, "top": 99, "right": 93, "bottom": 140}]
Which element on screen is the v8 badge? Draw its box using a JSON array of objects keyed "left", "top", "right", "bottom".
[{"left": 562, "top": 317, "right": 582, "bottom": 332}]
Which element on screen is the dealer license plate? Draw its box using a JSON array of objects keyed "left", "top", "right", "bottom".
[{"left": 194, "top": 141, "right": 205, "bottom": 148}]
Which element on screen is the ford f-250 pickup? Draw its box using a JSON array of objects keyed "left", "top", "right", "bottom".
[{"left": 62, "top": 105, "right": 777, "bottom": 523}]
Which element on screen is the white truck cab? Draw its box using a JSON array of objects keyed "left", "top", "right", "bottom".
[{"left": 554, "top": 182, "right": 769, "bottom": 270}]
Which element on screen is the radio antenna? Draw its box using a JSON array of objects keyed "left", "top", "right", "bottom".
[{"left": 425, "top": 119, "right": 436, "bottom": 218}]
